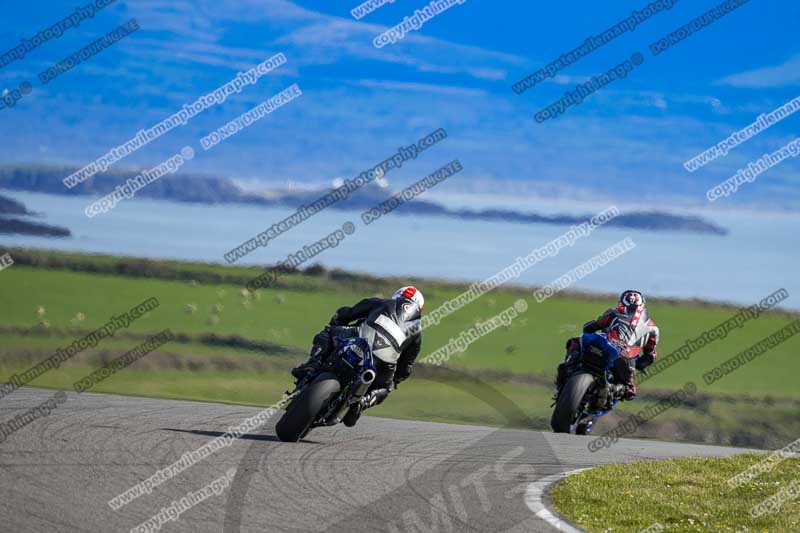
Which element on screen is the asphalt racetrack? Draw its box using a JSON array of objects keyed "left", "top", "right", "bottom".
[{"left": 0, "top": 389, "right": 751, "bottom": 532}]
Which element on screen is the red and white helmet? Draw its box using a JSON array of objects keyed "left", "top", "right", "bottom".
[
  {"left": 619, "top": 290, "right": 645, "bottom": 308},
  {"left": 392, "top": 286, "right": 424, "bottom": 312}
]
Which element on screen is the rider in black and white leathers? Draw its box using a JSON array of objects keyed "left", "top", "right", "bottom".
[{"left": 292, "top": 287, "right": 423, "bottom": 422}]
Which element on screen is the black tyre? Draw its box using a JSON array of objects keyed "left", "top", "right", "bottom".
[
  {"left": 276, "top": 373, "right": 341, "bottom": 442},
  {"left": 551, "top": 373, "right": 594, "bottom": 433}
]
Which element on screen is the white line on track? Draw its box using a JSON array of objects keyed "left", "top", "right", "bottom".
[{"left": 524, "top": 469, "right": 589, "bottom": 532}]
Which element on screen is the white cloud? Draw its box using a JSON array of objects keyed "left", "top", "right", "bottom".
[
  {"left": 550, "top": 74, "right": 589, "bottom": 85},
  {"left": 718, "top": 54, "right": 800, "bottom": 88},
  {"left": 354, "top": 79, "right": 487, "bottom": 97},
  {"left": 125, "top": 0, "right": 525, "bottom": 83}
]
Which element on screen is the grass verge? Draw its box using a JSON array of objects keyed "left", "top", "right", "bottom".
[{"left": 550, "top": 455, "right": 800, "bottom": 532}]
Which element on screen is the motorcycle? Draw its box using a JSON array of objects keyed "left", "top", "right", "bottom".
[
  {"left": 276, "top": 336, "right": 377, "bottom": 442},
  {"left": 550, "top": 332, "right": 629, "bottom": 435}
]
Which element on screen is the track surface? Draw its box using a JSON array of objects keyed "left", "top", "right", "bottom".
[{"left": 0, "top": 389, "right": 751, "bottom": 532}]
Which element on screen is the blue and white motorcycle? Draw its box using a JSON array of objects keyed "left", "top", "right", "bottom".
[
  {"left": 276, "top": 337, "right": 377, "bottom": 442},
  {"left": 551, "top": 333, "right": 629, "bottom": 435}
]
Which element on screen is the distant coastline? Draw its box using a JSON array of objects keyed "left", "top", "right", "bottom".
[
  {"left": 0, "top": 193, "right": 70, "bottom": 238},
  {"left": 0, "top": 163, "right": 727, "bottom": 236}
]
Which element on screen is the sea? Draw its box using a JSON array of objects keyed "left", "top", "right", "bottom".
[{"left": 1, "top": 190, "right": 798, "bottom": 310}]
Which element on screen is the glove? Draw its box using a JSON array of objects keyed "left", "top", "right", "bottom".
[
  {"left": 329, "top": 306, "right": 351, "bottom": 326},
  {"left": 623, "top": 381, "right": 637, "bottom": 400},
  {"left": 636, "top": 352, "right": 656, "bottom": 372},
  {"left": 394, "top": 366, "right": 412, "bottom": 385}
]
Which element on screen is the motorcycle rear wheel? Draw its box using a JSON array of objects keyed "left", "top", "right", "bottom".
[
  {"left": 551, "top": 373, "right": 594, "bottom": 434},
  {"left": 276, "top": 373, "right": 341, "bottom": 442}
]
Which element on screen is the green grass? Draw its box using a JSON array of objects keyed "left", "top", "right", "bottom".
[
  {"left": 1, "top": 248, "right": 798, "bottom": 445},
  {"left": 2, "top": 260, "right": 797, "bottom": 398},
  {"left": 550, "top": 455, "right": 800, "bottom": 532}
]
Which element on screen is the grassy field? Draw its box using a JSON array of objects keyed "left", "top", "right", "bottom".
[
  {"left": 550, "top": 455, "right": 800, "bottom": 532},
  {"left": 1, "top": 247, "right": 798, "bottom": 447}
]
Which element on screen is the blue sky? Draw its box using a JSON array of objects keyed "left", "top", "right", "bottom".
[{"left": 1, "top": 0, "right": 799, "bottom": 208}]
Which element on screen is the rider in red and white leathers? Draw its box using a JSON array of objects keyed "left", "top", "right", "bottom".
[{"left": 558, "top": 290, "right": 659, "bottom": 399}]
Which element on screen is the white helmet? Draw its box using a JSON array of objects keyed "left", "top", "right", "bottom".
[
  {"left": 619, "top": 290, "right": 645, "bottom": 308},
  {"left": 392, "top": 286, "right": 424, "bottom": 312}
]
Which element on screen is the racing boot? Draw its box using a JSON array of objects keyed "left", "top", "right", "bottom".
[
  {"left": 555, "top": 362, "right": 568, "bottom": 389},
  {"left": 291, "top": 345, "right": 325, "bottom": 380},
  {"left": 343, "top": 388, "right": 389, "bottom": 427},
  {"left": 555, "top": 338, "right": 581, "bottom": 392},
  {"left": 575, "top": 418, "right": 594, "bottom": 435},
  {"left": 623, "top": 368, "right": 638, "bottom": 400}
]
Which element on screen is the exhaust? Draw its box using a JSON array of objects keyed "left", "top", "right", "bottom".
[
  {"left": 352, "top": 369, "right": 376, "bottom": 398},
  {"left": 331, "top": 369, "right": 377, "bottom": 424},
  {"left": 359, "top": 369, "right": 376, "bottom": 385}
]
